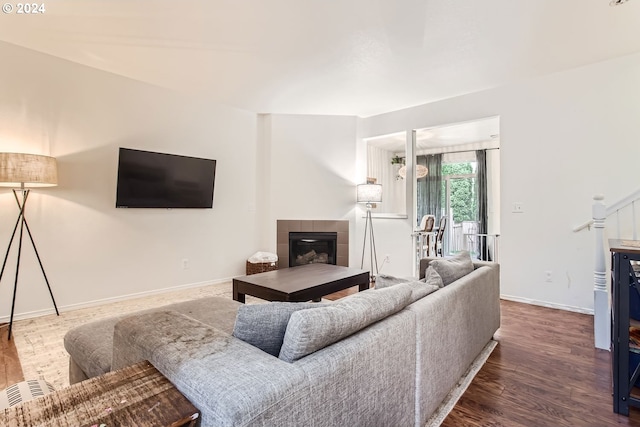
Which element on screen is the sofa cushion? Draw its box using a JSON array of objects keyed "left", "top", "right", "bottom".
[
  {"left": 376, "top": 274, "right": 438, "bottom": 303},
  {"left": 64, "top": 316, "right": 124, "bottom": 379},
  {"left": 423, "top": 265, "right": 445, "bottom": 288},
  {"left": 429, "top": 251, "right": 474, "bottom": 286},
  {"left": 278, "top": 284, "right": 412, "bottom": 362},
  {"left": 232, "top": 302, "right": 325, "bottom": 356},
  {"left": 64, "top": 296, "right": 242, "bottom": 383},
  {"left": 404, "top": 281, "right": 439, "bottom": 302},
  {"left": 375, "top": 274, "right": 409, "bottom": 289}
]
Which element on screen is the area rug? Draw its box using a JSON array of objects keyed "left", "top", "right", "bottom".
[{"left": 425, "top": 340, "right": 498, "bottom": 427}]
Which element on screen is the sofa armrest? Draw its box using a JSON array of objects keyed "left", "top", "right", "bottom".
[
  {"left": 112, "top": 310, "right": 311, "bottom": 427},
  {"left": 408, "top": 264, "right": 500, "bottom": 422}
]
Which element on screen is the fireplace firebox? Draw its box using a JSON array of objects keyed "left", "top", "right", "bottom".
[
  {"left": 289, "top": 232, "right": 337, "bottom": 267},
  {"left": 277, "top": 220, "right": 348, "bottom": 268}
]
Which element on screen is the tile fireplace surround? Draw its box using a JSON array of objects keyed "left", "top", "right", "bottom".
[{"left": 277, "top": 220, "right": 349, "bottom": 268}]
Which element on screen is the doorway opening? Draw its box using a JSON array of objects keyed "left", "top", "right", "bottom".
[{"left": 414, "top": 116, "right": 500, "bottom": 264}]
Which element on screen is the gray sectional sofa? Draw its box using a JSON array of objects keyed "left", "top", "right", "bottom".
[{"left": 64, "top": 254, "right": 500, "bottom": 427}]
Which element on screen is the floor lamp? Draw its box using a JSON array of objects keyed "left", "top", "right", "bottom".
[
  {"left": 357, "top": 183, "right": 382, "bottom": 283},
  {"left": 0, "top": 153, "right": 59, "bottom": 340}
]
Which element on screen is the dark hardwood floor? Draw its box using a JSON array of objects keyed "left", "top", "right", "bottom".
[
  {"left": 1, "top": 292, "right": 639, "bottom": 426},
  {"left": 332, "top": 289, "right": 640, "bottom": 425},
  {"left": 443, "top": 300, "right": 640, "bottom": 426},
  {"left": 0, "top": 323, "right": 23, "bottom": 390}
]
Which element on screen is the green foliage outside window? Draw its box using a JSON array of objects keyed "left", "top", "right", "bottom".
[{"left": 441, "top": 163, "right": 477, "bottom": 223}]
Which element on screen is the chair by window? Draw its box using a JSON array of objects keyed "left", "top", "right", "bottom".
[
  {"left": 415, "top": 215, "right": 436, "bottom": 258},
  {"left": 434, "top": 216, "right": 447, "bottom": 257},
  {"left": 418, "top": 215, "right": 435, "bottom": 233}
]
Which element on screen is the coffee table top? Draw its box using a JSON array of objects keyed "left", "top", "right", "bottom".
[
  {"left": 233, "top": 264, "right": 370, "bottom": 302},
  {"left": 236, "top": 264, "right": 368, "bottom": 293}
]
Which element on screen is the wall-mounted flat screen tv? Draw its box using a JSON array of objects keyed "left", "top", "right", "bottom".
[{"left": 116, "top": 148, "right": 216, "bottom": 208}]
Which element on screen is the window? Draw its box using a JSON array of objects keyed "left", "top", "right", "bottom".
[{"left": 441, "top": 160, "right": 478, "bottom": 224}]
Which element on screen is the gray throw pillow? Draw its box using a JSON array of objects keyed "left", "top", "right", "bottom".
[
  {"left": 422, "top": 265, "right": 445, "bottom": 288},
  {"left": 376, "top": 274, "right": 439, "bottom": 302},
  {"left": 429, "top": 251, "right": 474, "bottom": 286},
  {"left": 375, "top": 274, "right": 410, "bottom": 289},
  {"left": 232, "top": 302, "right": 325, "bottom": 356},
  {"left": 278, "top": 284, "right": 412, "bottom": 363},
  {"left": 404, "top": 281, "right": 439, "bottom": 302}
]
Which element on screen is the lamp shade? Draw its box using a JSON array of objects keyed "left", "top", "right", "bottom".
[
  {"left": 0, "top": 153, "right": 58, "bottom": 187},
  {"left": 398, "top": 164, "right": 428, "bottom": 179},
  {"left": 357, "top": 183, "right": 382, "bottom": 204}
]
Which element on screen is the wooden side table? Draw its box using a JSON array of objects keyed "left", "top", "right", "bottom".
[{"left": 0, "top": 360, "right": 199, "bottom": 427}]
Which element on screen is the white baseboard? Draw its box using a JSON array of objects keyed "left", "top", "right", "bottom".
[
  {"left": 4, "top": 284, "right": 595, "bottom": 323},
  {"left": 0, "top": 277, "right": 234, "bottom": 324},
  {"left": 500, "top": 294, "right": 594, "bottom": 315}
]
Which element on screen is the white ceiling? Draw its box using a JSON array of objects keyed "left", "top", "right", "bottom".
[
  {"left": 1, "top": 0, "right": 639, "bottom": 117},
  {"left": 416, "top": 119, "right": 498, "bottom": 147},
  {"left": 366, "top": 116, "right": 500, "bottom": 152}
]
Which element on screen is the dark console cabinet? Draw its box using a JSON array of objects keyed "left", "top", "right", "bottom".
[{"left": 611, "top": 239, "right": 640, "bottom": 415}]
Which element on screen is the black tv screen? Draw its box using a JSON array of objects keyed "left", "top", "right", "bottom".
[{"left": 116, "top": 148, "right": 216, "bottom": 208}]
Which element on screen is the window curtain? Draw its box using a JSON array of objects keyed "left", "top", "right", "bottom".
[
  {"left": 416, "top": 154, "right": 443, "bottom": 226},
  {"left": 476, "top": 149, "right": 490, "bottom": 260}
]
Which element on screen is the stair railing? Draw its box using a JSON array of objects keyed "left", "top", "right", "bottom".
[{"left": 575, "top": 190, "right": 640, "bottom": 350}]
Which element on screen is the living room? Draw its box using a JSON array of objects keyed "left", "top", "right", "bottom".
[
  {"left": 2, "top": 29, "right": 639, "bottom": 321},
  {"left": 0, "top": 1, "right": 639, "bottom": 425}
]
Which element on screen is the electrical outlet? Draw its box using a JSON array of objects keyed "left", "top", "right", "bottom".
[
  {"left": 512, "top": 202, "right": 524, "bottom": 213},
  {"left": 182, "top": 258, "right": 189, "bottom": 270},
  {"left": 545, "top": 270, "right": 552, "bottom": 282},
  {"left": 384, "top": 254, "right": 391, "bottom": 263}
]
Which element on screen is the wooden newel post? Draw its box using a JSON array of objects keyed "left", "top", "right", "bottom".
[{"left": 593, "top": 194, "right": 610, "bottom": 350}]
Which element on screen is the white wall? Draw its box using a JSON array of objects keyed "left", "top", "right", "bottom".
[
  {"left": 360, "top": 52, "right": 640, "bottom": 312},
  {"left": 258, "top": 114, "right": 358, "bottom": 263},
  {"left": 0, "top": 42, "right": 259, "bottom": 320}
]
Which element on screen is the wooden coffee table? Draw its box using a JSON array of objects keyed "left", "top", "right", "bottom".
[
  {"left": 0, "top": 360, "right": 199, "bottom": 427},
  {"left": 233, "top": 264, "right": 370, "bottom": 303}
]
